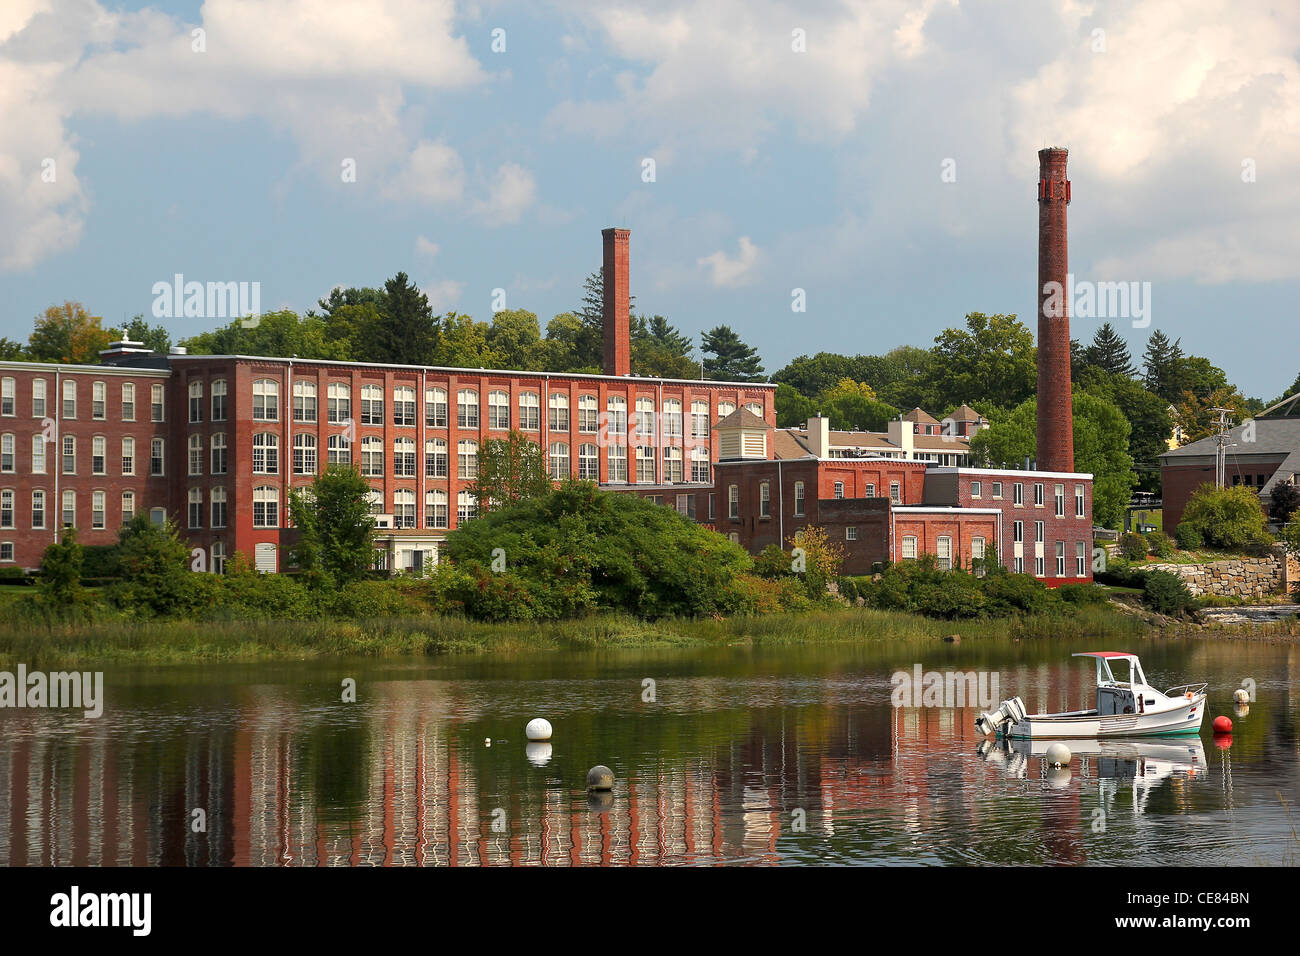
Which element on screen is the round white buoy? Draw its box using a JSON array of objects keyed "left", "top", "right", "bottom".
[
  {"left": 526, "top": 718, "right": 553, "bottom": 741},
  {"left": 525, "top": 742, "right": 553, "bottom": 767},
  {"left": 484, "top": 738, "right": 491, "bottom": 747},
  {"left": 1233, "top": 688, "right": 1250, "bottom": 704},
  {"left": 586, "top": 765, "right": 615, "bottom": 791},
  {"left": 1045, "top": 742, "right": 1072, "bottom": 768}
]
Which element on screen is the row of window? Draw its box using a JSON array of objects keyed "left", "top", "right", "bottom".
[
  {"left": 196, "top": 378, "right": 762, "bottom": 432},
  {"left": 2, "top": 434, "right": 166, "bottom": 477},
  {"left": 971, "top": 479, "right": 1087, "bottom": 517},
  {"left": 724, "top": 478, "right": 906, "bottom": 520},
  {"left": 0, "top": 488, "right": 157, "bottom": 531},
  {"left": 897, "top": 535, "right": 986, "bottom": 570},
  {"left": 1, "top": 377, "right": 167, "bottom": 422},
  {"left": 897, "top": 536, "right": 1087, "bottom": 576}
]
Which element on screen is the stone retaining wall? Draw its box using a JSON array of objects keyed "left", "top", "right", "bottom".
[{"left": 1146, "top": 552, "right": 1288, "bottom": 598}]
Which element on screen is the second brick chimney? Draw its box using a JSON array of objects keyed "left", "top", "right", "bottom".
[
  {"left": 1036, "top": 147, "right": 1074, "bottom": 473},
  {"left": 602, "top": 227, "right": 631, "bottom": 376}
]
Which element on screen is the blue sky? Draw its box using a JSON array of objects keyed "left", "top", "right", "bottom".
[{"left": 2, "top": 0, "right": 1297, "bottom": 400}]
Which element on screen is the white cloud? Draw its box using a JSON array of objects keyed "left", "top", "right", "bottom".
[
  {"left": 422, "top": 277, "right": 464, "bottom": 312},
  {"left": 415, "top": 235, "right": 440, "bottom": 259},
  {"left": 386, "top": 141, "right": 467, "bottom": 204},
  {"left": 472, "top": 162, "right": 537, "bottom": 225},
  {"left": 697, "top": 236, "right": 760, "bottom": 287}
]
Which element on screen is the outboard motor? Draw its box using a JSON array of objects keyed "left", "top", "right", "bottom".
[{"left": 975, "top": 697, "right": 1027, "bottom": 737}]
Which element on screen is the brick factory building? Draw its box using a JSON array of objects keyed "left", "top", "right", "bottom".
[{"left": 0, "top": 150, "right": 1093, "bottom": 580}]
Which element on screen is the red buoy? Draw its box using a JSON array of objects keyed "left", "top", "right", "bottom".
[{"left": 1213, "top": 715, "right": 1232, "bottom": 733}]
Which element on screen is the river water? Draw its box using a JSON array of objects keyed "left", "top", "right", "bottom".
[{"left": 1, "top": 635, "right": 1296, "bottom": 866}]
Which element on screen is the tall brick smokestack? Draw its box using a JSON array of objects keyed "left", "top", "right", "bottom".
[
  {"left": 602, "top": 227, "right": 631, "bottom": 376},
  {"left": 1036, "top": 147, "right": 1074, "bottom": 472}
]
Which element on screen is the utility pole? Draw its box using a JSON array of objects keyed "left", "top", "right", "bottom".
[{"left": 1211, "top": 407, "right": 1234, "bottom": 489}]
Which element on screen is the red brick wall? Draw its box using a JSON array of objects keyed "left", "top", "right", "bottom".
[
  {"left": 892, "top": 512, "right": 998, "bottom": 570},
  {"left": 602, "top": 228, "right": 631, "bottom": 377}
]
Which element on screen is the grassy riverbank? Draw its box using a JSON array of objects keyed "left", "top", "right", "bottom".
[{"left": 0, "top": 603, "right": 1174, "bottom": 668}]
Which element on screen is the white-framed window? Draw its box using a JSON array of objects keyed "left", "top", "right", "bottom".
[
  {"left": 0, "top": 434, "right": 12, "bottom": 473},
  {"left": 211, "top": 379, "right": 227, "bottom": 421},
  {"left": 1013, "top": 520, "right": 1023, "bottom": 543},
  {"left": 212, "top": 541, "right": 226, "bottom": 575},
  {"left": 425, "top": 387, "right": 447, "bottom": 427},
  {"left": 252, "top": 486, "right": 278, "bottom": 528},
  {"left": 972, "top": 536, "right": 986, "bottom": 574},
  {"left": 1035, "top": 520, "right": 1044, "bottom": 544},
  {"left": 457, "top": 490, "right": 477, "bottom": 523},
  {"left": 578, "top": 395, "right": 599, "bottom": 433},
  {"left": 1034, "top": 482, "right": 1044, "bottom": 507},
  {"left": 606, "top": 395, "right": 627, "bottom": 436},
  {"left": 902, "top": 535, "right": 918, "bottom": 560},
  {"left": 393, "top": 386, "right": 416, "bottom": 426},
  {"left": 663, "top": 399, "right": 682, "bottom": 439},
  {"left": 607, "top": 444, "right": 627, "bottom": 483},
  {"left": 457, "top": 439, "right": 478, "bottom": 479},
  {"left": 188, "top": 434, "right": 203, "bottom": 475},
  {"left": 759, "top": 481, "right": 771, "bottom": 518},
  {"left": 0, "top": 378, "right": 14, "bottom": 417},
  {"left": 62, "top": 379, "right": 76, "bottom": 419},
  {"left": 31, "top": 435, "right": 45, "bottom": 474},
  {"left": 252, "top": 379, "right": 278, "bottom": 421},
  {"left": 548, "top": 393, "right": 569, "bottom": 431},
  {"left": 252, "top": 433, "right": 278, "bottom": 474},
  {"left": 992, "top": 481, "right": 1003, "bottom": 499},
  {"left": 426, "top": 489, "right": 448, "bottom": 528},
  {"left": 1013, "top": 482, "right": 1024, "bottom": 506},
  {"left": 89, "top": 435, "right": 104, "bottom": 475},
  {"left": 548, "top": 442, "right": 569, "bottom": 481},
  {"left": 62, "top": 435, "right": 76, "bottom": 474},
  {"left": 0, "top": 542, "right": 12, "bottom": 562},
  {"left": 121, "top": 437, "right": 135, "bottom": 476},
  {"left": 361, "top": 436, "right": 384, "bottom": 477},
  {"left": 394, "top": 437, "right": 416, "bottom": 477},
  {"left": 864, "top": 482, "right": 876, "bottom": 498},
  {"left": 294, "top": 434, "right": 317, "bottom": 475},
  {"left": 1013, "top": 555, "right": 1024, "bottom": 574},
  {"left": 31, "top": 489, "right": 45, "bottom": 529},
  {"left": 579, "top": 443, "right": 598, "bottom": 480},
  {"left": 833, "top": 481, "right": 844, "bottom": 499},
  {"left": 728, "top": 484, "right": 739, "bottom": 519},
  {"left": 1075, "top": 484, "right": 1086, "bottom": 518},
  {"left": 1054, "top": 483, "right": 1065, "bottom": 517},
  {"left": 121, "top": 491, "right": 135, "bottom": 524},
  {"left": 188, "top": 488, "right": 202, "bottom": 529},
  {"left": 718, "top": 400, "right": 736, "bottom": 418},
  {"left": 690, "top": 446, "right": 710, "bottom": 484},
  {"left": 1056, "top": 540, "right": 1066, "bottom": 577},
  {"left": 327, "top": 434, "right": 350, "bottom": 465},
  {"left": 360, "top": 384, "right": 384, "bottom": 425},
  {"left": 744, "top": 402, "right": 764, "bottom": 418},
  {"left": 211, "top": 487, "right": 227, "bottom": 529},
  {"left": 327, "top": 382, "right": 350, "bottom": 423},
  {"left": 690, "top": 400, "right": 710, "bottom": 440},
  {"left": 0, "top": 490, "right": 12, "bottom": 529},
  {"left": 793, "top": 480, "right": 805, "bottom": 517},
  {"left": 210, "top": 433, "right": 227, "bottom": 475},
  {"left": 62, "top": 489, "right": 76, "bottom": 527},
  {"left": 457, "top": 389, "right": 479, "bottom": 428},
  {"left": 971, "top": 480, "right": 981, "bottom": 498},
  {"left": 634, "top": 396, "right": 655, "bottom": 441},
  {"left": 189, "top": 380, "right": 203, "bottom": 423},
  {"left": 890, "top": 480, "right": 901, "bottom": 504},
  {"left": 150, "top": 383, "right": 164, "bottom": 422},
  {"left": 1034, "top": 555, "right": 1045, "bottom": 577},
  {"left": 488, "top": 390, "right": 510, "bottom": 430},
  {"left": 1076, "top": 541, "right": 1087, "bottom": 576},
  {"left": 31, "top": 378, "right": 46, "bottom": 418},
  {"left": 664, "top": 446, "right": 683, "bottom": 483},
  {"left": 635, "top": 445, "right": 655, "bottom": 483},
  {"left": 518, "top": 392, "right": 539, "bottom": 430},
  {"left": 846, "top": 527, "right": 858, "bottom": 541},
  {"left": 937, "top": 535, "right": 952, "bottom": 570},
  {"left": 393, "top": 489, "right": 416, "bottom": 529},
  {"left": 294, "top": 380, "right": 318, "bottom": 423},
  {"left": 426, "top": 438, "right": 448, "bottom": 478},
  {"left": 121, "top": 382, "right": 135, "bottom": 421}
]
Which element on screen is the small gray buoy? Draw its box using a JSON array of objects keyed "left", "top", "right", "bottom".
[
  {"left": 586, "top": 765, "right": 615, "bottom": 791},
  {"left": 1045, "top": 742, "right": 1072, "bottom": 767}
]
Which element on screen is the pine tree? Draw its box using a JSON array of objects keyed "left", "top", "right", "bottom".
[
  {"left": 575, "top": 269, "right": 636, "bottom": 370},
  {"left": 1084, "top": 322, "right": 1135, "bottom": 377},
  {"left": 373, "top": 272, "right": 437, "bottom": 365},
  {"left": 701, "top": 325, "right": 765, "bottom": 382},
  {"left": 1141, "top": 330, "right": 1182, "bottom": 402}
]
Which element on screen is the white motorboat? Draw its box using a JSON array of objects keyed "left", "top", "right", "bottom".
[{"left": 975, "top": 652, "right": 1207, "bottom": 739}]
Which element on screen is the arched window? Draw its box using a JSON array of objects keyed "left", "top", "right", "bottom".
[
  {"left": 488, "top": 390, "right": 510, "bottom": 429},
  {"left": 393, "top": 489, "right": 416, "bottom": 528},
  {"left": 662, "top": 399, "right": 682, "bottom": 438},
  {"left": 360, "top": 384, "right": 384, "bottom": 425},
  {"left": 252, "top": 486, "right": 279, "bottom": 527},
  {"left": 690, "top": 446, "right": 710, "bottom": 483},
  {"left": 425, "top": 438, "right": 448, "bottom": 478},
  {"left": 426, "top": 489, "right": 448, "bottom": 528},
  {"left": 548, "top": 393, "right": 569, "bottom": 431},
  {"left": 663, "top": 446, "right": 683, "bottom": 483},
  {"left": 327, "top": 434, "right": 350, "bottom": 465},
  {"left": 252, "top": 379, "right": 278, "bottom": 421},
  {"left": 211, "top": 488, "right": 228, "bottom": 529},
  {"left": 188, "top": 434, "right": 203, "bottom": 475},
  {"left": 548, "top": 442, "right": 569, "bottom": 480},
  {"left": 293, "top": 380, "right": 317, "bottom": 422},
  {"left": 360, "top": 436, "right": 384, "bottom": 476},
  {"left": 394, "top": 437, "right": 416, "bottom": 476},
  {"left": 189, "top": 380, "right": 204, "bottom": 423},
  {"left": 578, "top": 443, "right": 598, "bottom": 480},
  {"left": 457, "top": 389, "right": 479, "bottom": 428},
  {"left": 425, "top": 387, "right": 447, "bottom": 427},
  {"left": 606, "top": 395, "right": 627, "bottom": 436},
  {"left": 518, "top": 392, "right": 539, "bottom": 430},
  {"left": 393, "top": 386, "right": 416, "bottom": 426},
  {"left": 578, "top": 394, "right": 598, "bottom": 433},
  {"left": 327, "top": 382, "right": 350, "bottom": 423},
  {"left": 457, "top": 439, "right": 478, "bottom": 479},
  {"left": 211, "top": 379, "right": 227, "bottom": 421},
  {"left": 210, "top": 433, "right": 227, "bottom": 474},
  {"left": 252, "top": 433, "right": 278, "bottom": 474},
  {"left": 457, "top": 491, "right": 478, "bottom": 523},
  {"left": 294, "top": 434, "right": 317, "bottom": 475}
]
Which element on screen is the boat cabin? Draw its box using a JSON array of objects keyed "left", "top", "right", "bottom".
[{"left": 1075, "top": 652, "right": 1158, "bottom": 716}]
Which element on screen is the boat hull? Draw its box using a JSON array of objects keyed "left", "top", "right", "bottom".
[{"left": 1004, "top": 694, "right": 1206, "bottom": 739}]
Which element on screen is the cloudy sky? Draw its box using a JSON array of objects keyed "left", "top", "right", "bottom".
[{"left": 1, "top": 0, "right": 1296, "bottom": 398}]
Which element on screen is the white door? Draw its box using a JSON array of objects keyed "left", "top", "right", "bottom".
[{"left": 254, "top": 542, "right": 277, "bottom": 573}]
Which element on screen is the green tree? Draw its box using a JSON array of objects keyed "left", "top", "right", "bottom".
[
  {"left": 109, "top": 515, "right": 205, "bottom": 616},
  {"left": 38, "top": 527, "right": 83, "bottom": 605},
  {"left": 1082, "top": 322, "right": 1135, "bottom": 377},
  {"left": 287, "top": 466, "right": 376, "bottom": 585},
  {"left": 468, "top": 431, "right": 553, "bottom": 513},
  {"left": 372, "top": 272, "right": 438, "bottom": 365},
  {"left": 923, "top": 312, "right": 1037, "bottom": 411},
  {"left": 702, "top": 325, "right": 765, "bottom": 381},
  {"left": 1076, "top": 368, "right": 1172, "bottom": 493},
  {"left": 818, "top": 378, "right": 898, "bottom": 431},
  {"left": 631, "top": 314, "right": 697, "bottom": 378},
  {"left": 970, "top": 390, "right": 1136, "bottom": 528},
  {"left": 486, "top": 309, "right": 544, "bottom": 370},
  {"left": 1141, "top": 330, "right": 1183, "bottom": 403},
  {"left": 1175, "top": 484, "right": 1273, "bottom": 552},
  {"left": 435, "top": 312, "right": 497, "bottom": 367},
  {"left": 0, "top": 337, "right": 26, "bottom": 359},
  {"left": 774, "top": 383, "right": 817, "bottom": 428},
  {"left": 118, "top": 315, "right": 172, "bottom": 353},
  {"left": 1269, "top": 482, "right": 1300, "bottom": 524}
]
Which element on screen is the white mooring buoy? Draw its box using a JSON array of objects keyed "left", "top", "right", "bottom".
[
  {"left": 1045, "top": 742, "right": 1072, "bottom": 768},
  {"left": 526, "top": 718, "right": 553, "bottom": 741}
]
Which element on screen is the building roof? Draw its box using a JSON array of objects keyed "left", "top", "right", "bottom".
[
  {"left": 901, "top": 407, "right": 939, "bottom": 424},
  {"left": 773, "top": 430, "right": 815, "bottom": 460},
  {"left": 948, "top": 404, "right": 983, "bottom": 422},
  {"left": 714, "top": 407, "right": 772, "bottom": 430},
  {"left": 1160, "top": 416, "right": 1300, "bottom": 461}
]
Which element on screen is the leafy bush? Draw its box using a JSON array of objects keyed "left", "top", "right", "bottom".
[
  {"left": 1144, "top": 530, "right": 1175, "bottom": 559},
  {"left": 1174, "top": 522, "right": 1204, "bottom": 550},
  {"left": 1059, "top": 582, "right": 1109, "bottom": 605},
  {"left": 1119, "top": 532, "right": 1149, "bottom": 561},
  {"left": 1176, "top": 484, "right": 1273, "bottom": 552},
  {"left": 853, "top": 557, "right": 1062, "bottom": 620},
  {"left": 1142, "top": 570, "right": 1194, "bottom": 616},
  {"left": 837, "top": 577, "right": 859, "bottom": 603},
  {"left": 753, "top": 544, "right": 793, "bottom": 579}
]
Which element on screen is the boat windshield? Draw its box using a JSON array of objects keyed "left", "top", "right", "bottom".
[{"left": 1095, "top": 656, "right": 1145, "bottom": 688}]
